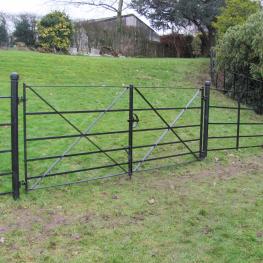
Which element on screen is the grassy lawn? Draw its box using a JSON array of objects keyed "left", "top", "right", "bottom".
[{"left": 0, "top": 50, "right": 262, "bottom": 262}]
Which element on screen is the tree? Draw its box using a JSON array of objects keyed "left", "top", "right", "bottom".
[
  {"left": 0, "top": 13, "right": 8, "bottom": 47},
  {"left": 37, "top": 11, "right": 73, "bottom": 53},
  {"left": 213, "top": 0, "right": 261, "bottom": 36},
  {"left": 52, "top": 1, "right": 127, "bottom": 32},
  {"left": 13, "top": 14, "right": 37, "bottom": 46},
  {"left": 131, "top": 0, "right": 224, "bottom": 54}
]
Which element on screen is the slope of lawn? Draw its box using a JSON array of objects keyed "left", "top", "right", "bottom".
[{"left": 0, "top": 50, "right": 262, "bottom": 262}]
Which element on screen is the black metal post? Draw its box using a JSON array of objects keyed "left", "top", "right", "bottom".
[
  {"left": 233, "top": 73, "right": 236, "bottom": 98},
  {"left": 23, "top": 83, "right": 28, "bottom": 191},
  {"left": 202, "top": 81, "right": 211, "bottom": 158},
  {"left": 10, "top": 73, "right": 20, "bottom": 200},
  {"left": 128, "top": 84, "right": 134, "bottom": 178},
  {"left": 246, "top": 76, "right": 249, "bottom": 105},
  {"left": 236, "top": 99, "right": 241, "bottom": 150},
  {"left": 223, "top": 67, "right": 226, "bottom": 90},
  {"left": 199, "top": 86, "right": 205, "bottom": 160}
]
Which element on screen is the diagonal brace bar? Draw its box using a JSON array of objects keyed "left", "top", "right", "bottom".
[
  {"left": 134, "top": 89, "right": 200, "bottom": 171},
  {"left": 33, "top": 87, "right": 128, "bottom": 188},
  {"left": 28, "top": 87, "right": 128, "bottom": 189},
  {"left": 134, "top": 87, "right": 200, "bottom": 161}
]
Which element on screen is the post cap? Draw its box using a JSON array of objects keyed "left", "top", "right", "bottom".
[
  {"left": 205, "top": 80, "right": 211, "bottom": 86},
  {"left": 10, "top": 72, "right": 19, "bottom": 80}
]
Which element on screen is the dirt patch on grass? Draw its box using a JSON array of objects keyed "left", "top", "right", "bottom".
[{"left": 149, "top": 155, "right": 263, "bottom": 190}]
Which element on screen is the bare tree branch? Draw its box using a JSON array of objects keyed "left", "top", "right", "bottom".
[{"left": 51, "top": 0, "right": 130, "bottom": 13}]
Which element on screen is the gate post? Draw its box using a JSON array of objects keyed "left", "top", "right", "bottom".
[
  {"left": 236, "top": 98, "right": 241, "bottom": 150},
  {"left": 202, "top": 81, "right": 211, "bottom": 159},
  {"left": 199, "top": 86, "right": 205, "bottom": 160},
  {"left": 128, "top": 84, "right": 134, "bottom": 178},
  {"left": 10, "top": 73, "right": 20, "bottom": 200}
]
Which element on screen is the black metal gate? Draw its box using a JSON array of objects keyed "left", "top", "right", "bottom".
[
  {"left": 0, "top": 73, "right": 20, "bottom": 199},
  {"left": 22, "top": 81, "right": 211, "bottom": 192},
  {"left": 1, "top": 70, "right": 262, "bottom": 200}
]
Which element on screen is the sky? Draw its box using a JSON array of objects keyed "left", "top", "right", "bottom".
[{"left": 0, "top": 0, "right": 154, "bottom": 28}]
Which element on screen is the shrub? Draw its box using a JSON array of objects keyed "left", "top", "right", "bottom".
[
  {"left": 38, "top": 11, "right": 73, "bottom": 53},
  {"left": 213, "top": 0, "right": 260, "bottom": 37},
  {"left": 216, "top": 11, "right": 263, "bottom": 113}
]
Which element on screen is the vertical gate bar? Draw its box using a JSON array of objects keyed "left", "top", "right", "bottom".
[
  {"left": 223, "top": 67, "right": 226, "bottom": 90},
  {"left": 23, "top": 83, "right": 28, "bottom": 191},
  {"left": 233, "top": 73, "right": 236, "bottom": 98},
  {"left": 202, "top": 81, "right": 211, "bottom": 158},
  {"left": 199, "top": 86, "right": 205, "bottom": 160},
  {"left": 10, "top": 73, "right": 20, "bottom": 200},
  {"left": 246, "top": 76, "right": 249, "bottom": 104},
  {"left": 236, "top": 99, "right": 241, "bottom": 150},
  {"left": 128, "top": 84, "right": 134, "bottom": 178}
]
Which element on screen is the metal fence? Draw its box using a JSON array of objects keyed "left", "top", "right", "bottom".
[
  {"left": 0, "top": 71, "right": 262, "bottom": 200},
  {"left": 209, "top": 53, "right": 263, "bottom": 152}
]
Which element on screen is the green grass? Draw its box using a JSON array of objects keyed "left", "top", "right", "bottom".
[{"left": 0, "top": 50, "right": 262, "bottom": 262}]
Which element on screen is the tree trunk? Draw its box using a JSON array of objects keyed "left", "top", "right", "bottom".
[{"left": 116, "top": 0, "right": 123, "bottom": 53}]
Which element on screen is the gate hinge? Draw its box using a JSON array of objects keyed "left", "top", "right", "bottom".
[
  {"left": 19, "top": 180, "right": 26, "bottom": 188},
  {"left": 18, "top": 96, "right": 26, "bottom": 104}
]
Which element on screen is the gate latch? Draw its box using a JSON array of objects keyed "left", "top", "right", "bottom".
[{"left": 128, "top": 113, "right": 140, "bottom": 128}]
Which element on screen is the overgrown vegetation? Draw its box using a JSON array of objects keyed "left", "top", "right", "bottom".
[
  {"left": 212, "top": 0, "right": 263, "bottom": 113},
  {"left": 213, "top": 0, "right": 261, "bottom": 37}
]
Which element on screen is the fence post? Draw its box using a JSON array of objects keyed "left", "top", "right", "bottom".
[
  {"left": 10, "top": 73, "right": 20, "bottom": 200},
  {"left": 199, "top": 86, "right": 205, "bottom": 160},
  {"left": 223, "top": 67, "right": 226, "bottom": 90},
  {"left": 202, "top": 81, "right": 211, "bottom": 158},
  {"left": 236, "top": 99, "right": 241, "bottom": 150},
  {"left": 128, "top": 84, "right": 134, "bottom": 178}
]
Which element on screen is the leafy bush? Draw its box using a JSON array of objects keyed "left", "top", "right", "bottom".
[
  {"left": 38, "top": 11, "right": 73, "bottom": 53},
  {"left": 213, "top": 0, "right": 260, "bottom": 37},
  {"left": 216, "top": 11, "right": 263, "bottom": 113}
]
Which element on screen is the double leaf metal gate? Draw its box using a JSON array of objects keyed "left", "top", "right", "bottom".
[
  {"left": 2, "top": 72, "right": 261, "bottom": 200},
  {"left": 22, "top": 82, "right": 210, "bottom": 192}
]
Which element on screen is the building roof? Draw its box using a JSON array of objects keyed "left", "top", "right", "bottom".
[{"left": 87, "top": 14, "right": 159, "bottom": 36}]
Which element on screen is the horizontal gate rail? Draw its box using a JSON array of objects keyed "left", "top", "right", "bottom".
[
  {"left": 26, "top": 84, "right": 198, "bottom": 90},
  {"left": 28, "top": 172, "right": 128, "bottom": 191},
  {"left": 26, "top": 107, "right": 201, "bottom": 115},
  {"left": 26, "top": 124, "right": 200, "bottom": 142},
  {"left": 0, "top": 172, "right": 13, "bottom": 177},
  {"left": 28, "top": 161, "right": 130, "bottom": 180},
  {"left": 26, "top": 138, "right": 200, "bottom": 162},
  {"left": 0, "top": 150, "right": 12, "bottom": 154}
]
